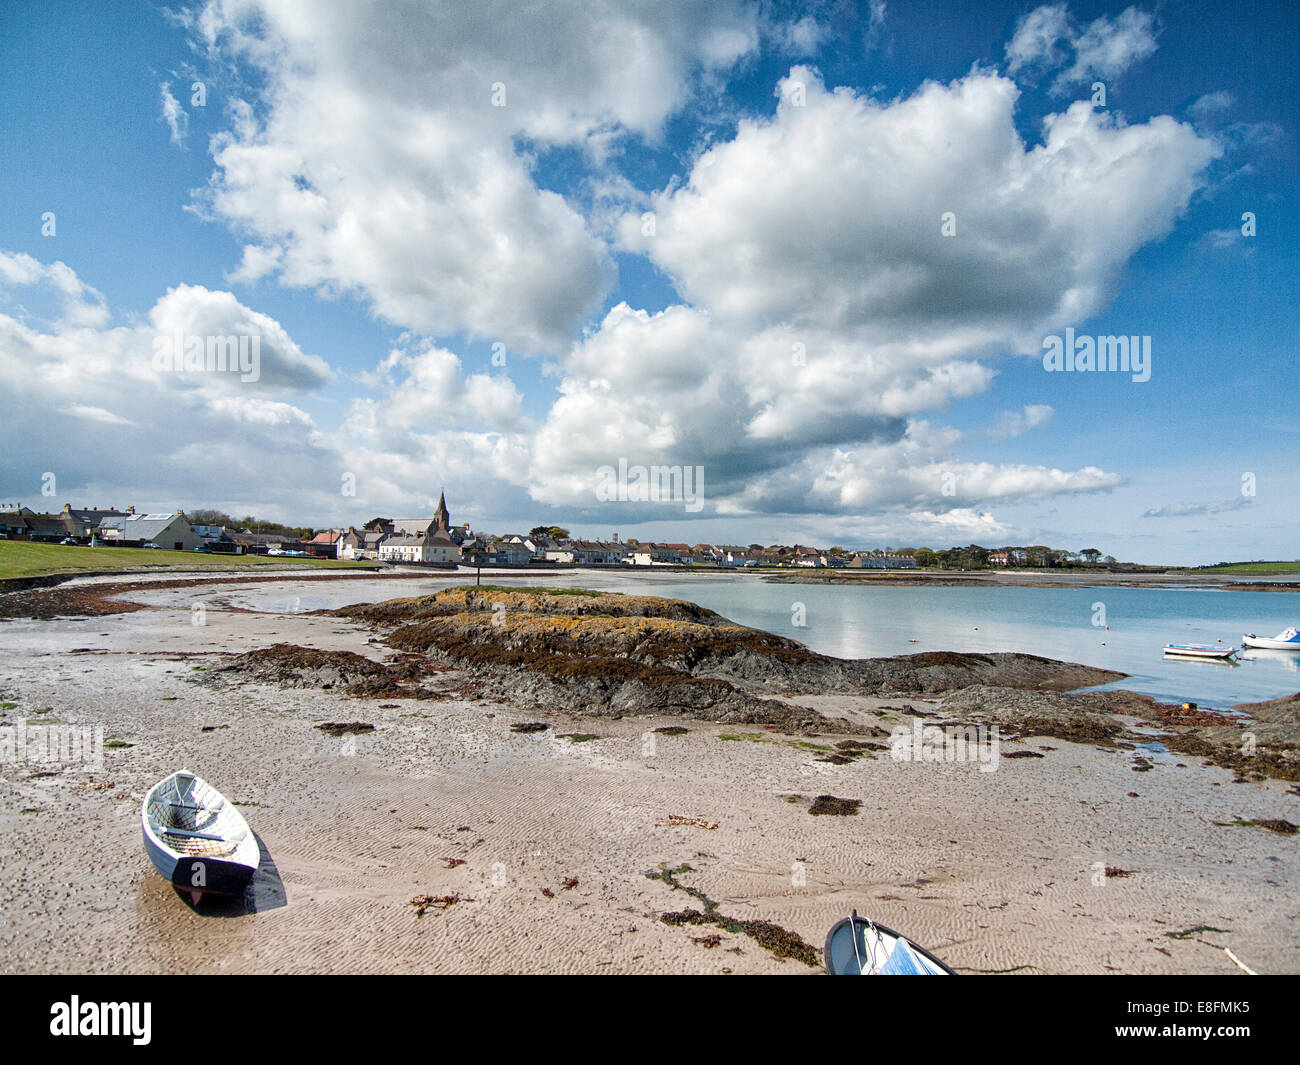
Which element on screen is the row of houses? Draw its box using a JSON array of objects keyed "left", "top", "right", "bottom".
[
  {"left": 10, "top": 499, "right": 1094, "bottom": 572},
  {"left": 0, "top": 504, "right": 209, "bottom": 550},
  {"left": 0, "top": 504, "right": 311, "bottom": 555}
]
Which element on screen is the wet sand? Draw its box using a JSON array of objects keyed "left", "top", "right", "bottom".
[{"left": 0, "top": 573, "right": 1296, "bottom": 974}]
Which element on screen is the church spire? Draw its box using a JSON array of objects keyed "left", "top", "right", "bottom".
[{"left": 433, "top": 490, "right": 449, "bottom": 531}]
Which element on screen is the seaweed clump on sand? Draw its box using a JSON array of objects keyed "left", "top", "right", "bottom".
[
  {"left": 315, "top": 721, "right": 375, "bottom": 737},
  {"left": 647, "top": 863, "right": 819, "bottom": 968},
  {"left": 1214, "top": 818, "right": 1298, "bottom": 836},
  {"left": 808, "top": 794, "right": 862, "bottom": 816},
  {"left": 202, "top": 643, "right": 447, "bottom": 701}
]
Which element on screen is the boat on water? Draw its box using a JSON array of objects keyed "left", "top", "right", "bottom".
[
  {"left": 824, "top": 911, "right": 955, "bottom": 975},
  {"left": 1162, "top": 643, "right": 1238, "bottom": 660},
  {"left": 142, "top": 771, "right": 259, "bottom": 904},
  {"left": 1243, "top": 627, "right": 1300, "bottom": 651}
]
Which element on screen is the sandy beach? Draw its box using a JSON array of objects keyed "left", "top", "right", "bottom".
[{"left": 1, "top": 571, "right": 1297, "bottom": 974}]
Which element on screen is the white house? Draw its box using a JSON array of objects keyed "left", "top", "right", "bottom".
[{"left": 379, "top": 535, "right": 431, "bottom": 563}]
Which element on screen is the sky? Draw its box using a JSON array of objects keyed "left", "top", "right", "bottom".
[{"left": 0, "top": 0, "right": 1295, "bottom": 565}]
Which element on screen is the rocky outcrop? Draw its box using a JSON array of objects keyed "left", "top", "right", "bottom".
[{"left": 325, "top": 586, "right": 1123, "bottom": 728}]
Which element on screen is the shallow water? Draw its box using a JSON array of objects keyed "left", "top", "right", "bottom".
[{"left": 139, "top": 570, "right": 1300, "bottom": 708}]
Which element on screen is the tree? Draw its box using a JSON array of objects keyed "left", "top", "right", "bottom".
[
  {"left": 188, "top": 508, "right": 235, "bottom": 527},
  {"left": 530, "top": 525, "right": 569, "bottom": 539},
  {"left": 914, "top": 548, "right": 937, "bottom": 568},
  {"left": 363, "top": 517, "right": 392, "bottom": 531}
]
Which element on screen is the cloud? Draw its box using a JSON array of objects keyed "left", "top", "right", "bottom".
[
  {"left": 159, "top": 81, "right": 188, "bottom": 145},
  {"left": 0, "top": 253, "right": 348, "bottom": 521},
  {"left": 1189, "top": 91, "right": 1233, "bottom": 127},
  {"left": 1142, "top": 498, "right": 1252, "bottom": 518},
  {"left": 1005, "top": 3, "right": 1070, "bottom": 74},
  {"left": 0, "top": 250, "right": 110, "bottom": 329},
  {"left": 1057, "top": 7, "right": 1158, "bottom": 88},
  {"left": 772, "top": 15, "right": 827, "bottom": 55},
  {"left": 147, "top": 284, "right": 334, "bottom": 395},
  {"left": 988, "top": 404, "right": 1054, "bottom": 439},
  {"left": 185, "top": 0, "right": 760, "bottom": 351},
  {"left": 59, "top": 405, "right": 136, "bottom": 426},
  {"left": 515, "top": 65, "right": 1217, "bottom": 521},
  {"left": 1005, "top": 5, "right": 1158, "bottom": 92},
  {"left": 624, "top": 67, "right": 1215, "bottom": 344},
  {"left": 226, "top": 244, "right": 282, "bottom": 285}
]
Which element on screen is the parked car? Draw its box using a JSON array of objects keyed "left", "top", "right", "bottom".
[
  {"left": 60, "top": 537, "right": 79, "bottom": 545},
  {"left": 140, "top": 541, "right": 161, "bottom": 549},
  {"left": 192, "top": 545, "right": 212, "bottom": 553}
]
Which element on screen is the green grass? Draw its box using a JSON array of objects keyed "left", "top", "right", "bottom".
[
  {"left": 0, "top": 541, "right": 379, "bottom": 581},
  {"left": 1192, "top": 561, "right": 1300, "bottom": 575}
]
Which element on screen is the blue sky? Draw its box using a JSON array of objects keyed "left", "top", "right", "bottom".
[{"left": 0, "top": 0, "right": 1295, "bottom": 563}]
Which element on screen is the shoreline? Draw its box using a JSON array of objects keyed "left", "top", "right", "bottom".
[
  {"left": 4, "top": 561, "right": 1299, "bottom": 602},
  {"left": 1, "top": 574, "right": 1296, "bottom": 974}
]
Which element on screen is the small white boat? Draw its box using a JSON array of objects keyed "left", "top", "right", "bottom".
[
  {"left": 1243, "top": 627, "right": 1300, "bottom": 651},
  {"left": 1162, "top": 643, "right": 1238, "bottom": 660},
  {"left": 141, "top": 771, "right": 259, "bottom": 904},
  {"left": 824, "top": 911, "right": 955, "bottom": 975}
]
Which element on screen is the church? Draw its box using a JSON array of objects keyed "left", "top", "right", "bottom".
[{"left": 381, "top": 492, "right": 467, "bottom": 566}]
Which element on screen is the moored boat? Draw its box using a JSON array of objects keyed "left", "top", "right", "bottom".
[
  {"left": 1243, "top": 627, "right": 1300, "bottom": 651},
  {"left": 141, "top": 770, "right": 259, "bottom": 904},
  {"left": 1162, "top": 643, "right": 1238, "bottom": 660},
  {"left": 824, "top": 911, "right": 955, "bottom": 975}
]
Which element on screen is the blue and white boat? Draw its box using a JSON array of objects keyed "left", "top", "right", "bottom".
[
  {"left": 1243, "top": 627, "right": 1300, "bottom": 651},
  {"left": 824, "top": 911, "right": 954, "bottom": 975},
  {"left": 1162, "top": 642, "right": 1238, "bottom": 660},
  {"left": 142, "top": 771, "right": 259, "bottom": 904}
]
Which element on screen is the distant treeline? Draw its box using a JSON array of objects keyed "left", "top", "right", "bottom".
[
  {"left": 186, "top": 509, "right": 316, "bottom": 540},
  {"left": 907, "top": 545, "right": 1115, "bottom": 569}
]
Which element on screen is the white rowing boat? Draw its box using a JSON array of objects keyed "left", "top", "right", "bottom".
[
  {"left": 1243, "top": 627, "right": 1300, "bottom": 651},
  {"left": 141, "top": 771, "right": 259, "bottom": 904},
  {"left": 1162, "top": 643, "right": 1238, "bottom": 660},
  {"left": 824, "top": 911, "right": 955, "bottom": 975}
]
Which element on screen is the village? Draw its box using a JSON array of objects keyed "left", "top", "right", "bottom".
[{"left": 0, "top": 495, "right": 1117, "bottom": 571}]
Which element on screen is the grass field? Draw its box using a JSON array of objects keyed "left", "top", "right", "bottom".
[
  {"left": 0, "top": 540, "right": 379, "bottom": 581},
  {"left": 1192, "top": 561, "right": 1300, "bottom": 575}
]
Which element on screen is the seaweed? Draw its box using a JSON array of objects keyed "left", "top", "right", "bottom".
[
  {"left": 315, "top": 721, "right": 375, "bottom": 736},
  {"left": 646, "top": 864, "right": 819, "bottom": 967},
  {"left": 808, "top": 794, "right": 861, "bottom": 816}
]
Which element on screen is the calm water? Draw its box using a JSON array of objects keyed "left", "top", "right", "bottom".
[{"left": 213, "top": 571, "right": 1300, "bottom": 708}]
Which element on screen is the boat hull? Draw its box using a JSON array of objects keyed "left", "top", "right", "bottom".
[
  {"left": 1243, "top": 635, "right": 1300, "bottom": 651},
  {"left": 141, "top": 771, "right": 259, "bottom": 902},
  {"left": 143, "top": 832, "right": 256, "bottom": 897},
  {"left": 824, "top": 915, "right": 954, "bottom": 975},
  {"left": 1162, "top": 645, "right": 1237, "bottom": 659}
]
